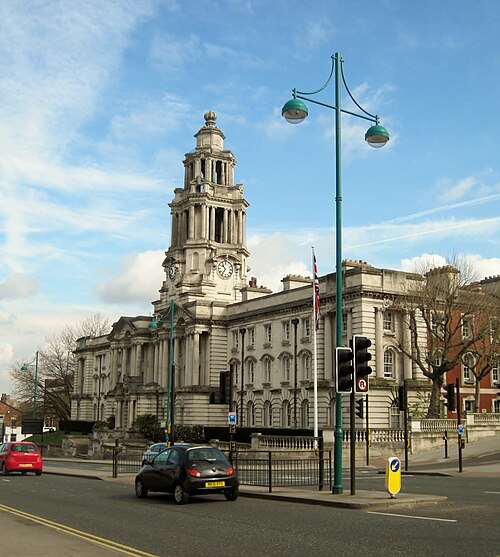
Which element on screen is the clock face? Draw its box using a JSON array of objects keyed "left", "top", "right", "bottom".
[
  {"left": 217, "top": 260, "right": 233, "bottom": 278},
  {"left": 168, "top": 265, "right": 177, "bottom": 280}
]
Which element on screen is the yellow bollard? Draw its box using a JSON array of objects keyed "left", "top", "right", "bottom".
[{"left": 385, "top": 456, "right": 401, "bottom": 498}]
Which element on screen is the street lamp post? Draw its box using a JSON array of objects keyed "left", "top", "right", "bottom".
[
  {"left": 282, "top": 52, "right": 389, "bottom": 494},
  {"left": 291, "top": 318, "right": 299, "bottom": 428},
  {"left": 21, "top": 351, "right": 39, "bottom": 419}
]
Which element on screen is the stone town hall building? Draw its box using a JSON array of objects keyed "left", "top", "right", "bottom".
[{"left": 72, "top": 112, "right": 432, "bottom": 433}]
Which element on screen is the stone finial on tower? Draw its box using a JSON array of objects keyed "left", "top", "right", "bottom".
[{"left": 204, "top": 111, "right": 217, "bottom": 127}]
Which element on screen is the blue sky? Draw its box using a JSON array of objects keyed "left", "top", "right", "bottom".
[{"left": 1, "top": 0, "right": 499, "bottom": 395}]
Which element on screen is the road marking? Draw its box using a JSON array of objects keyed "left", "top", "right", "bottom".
[
  {"left": 367, "top": 511, "right": 456, "bottom": 523},
  {"left": 485, "top": 491, "right": 500, "bottom": 494},
  {"left": 0, "top": 503, "right": 158, "bottom": 557}
]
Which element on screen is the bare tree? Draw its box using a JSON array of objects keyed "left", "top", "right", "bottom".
[
  {"left": 398, "top": 257, "right": 496, "bottom": 418},
  {"left": 467, "top": 311, "right": 500, "bottom": 411},
  {"left": 10, "top": 313, "right": 111, "bottom": 421}
]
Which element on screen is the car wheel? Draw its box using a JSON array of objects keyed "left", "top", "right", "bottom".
[
  {"left": 135, "top": 479, "right": 148, "bottom": 498},
  {"left": 173, "top": 483, "right": 189, "bottom": 505},
  {"left": 224, "top": 488, "right": 239, "bottom": 501},
  {"left": 35, "top": 470, "right": 42, "bottom": 476},
  {"left": 1, "top": 463, "right": 8, "bottom": 476}
]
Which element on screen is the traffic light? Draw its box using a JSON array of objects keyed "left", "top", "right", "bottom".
[
  {"left": 229, "top": 424, "right": 237, "bottom": 434},
  {"left": 443, "top": 383, "right": 456, "bottom": 412},
  {"left": 355, "top": 398, "right": 364, "bottom": 419},
  {"left": 352, "top": 335, "right": 372, "bottom": 393},
  {"left": 335, "top": 347, "right": 354, "bottom": 393}
]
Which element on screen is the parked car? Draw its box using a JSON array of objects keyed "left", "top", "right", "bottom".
[
  {"left": 0, "top": 441, "right": 43, "bottom": 476},
  {"left": 135, "top": 444, "right": 238, "bottom": 504},
  {"left": 142, "top": 442, "right": 169, "bottom": 464}
]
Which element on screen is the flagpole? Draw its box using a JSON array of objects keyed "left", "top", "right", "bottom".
[{"left": 312, "top": 247, "right": 319, "bottom": 442}]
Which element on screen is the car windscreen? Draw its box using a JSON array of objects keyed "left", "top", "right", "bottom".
[{"left": 186, "top": 448, "right": 228, "bottom": 464}]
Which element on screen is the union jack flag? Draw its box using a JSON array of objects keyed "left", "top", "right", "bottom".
[{"left": 313, "top": 251, "right": 320, "bottom": 330}]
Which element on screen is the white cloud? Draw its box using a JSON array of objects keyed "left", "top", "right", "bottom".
[
  {"left": 94, "top": 250, "right": 165, "bottom": 304},
  {"left": 0, "top": 273, "right": 38, "bottom": 300}
]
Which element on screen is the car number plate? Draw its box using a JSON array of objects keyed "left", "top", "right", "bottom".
[
  {"left": 205, "top": 481, "right": 225, "bottom": 488},
  {"left": 19, "top": 463, "right": 33, "bottom": 467}
]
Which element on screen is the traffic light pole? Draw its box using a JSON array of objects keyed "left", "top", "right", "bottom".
[
  {"left": 365, "top": 394, "right": 369, "bottom": 466},
  {"left": 456, "top": 378, "right": 463, "bottom": 473},
  {"left": 350, "top": 388, "right": 356, "bottom": 495},
  {"left": 403, "top": 380, "right": 409, "bottom": 472}
]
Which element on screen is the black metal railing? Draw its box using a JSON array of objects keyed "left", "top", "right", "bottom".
[
  {"left": 112, "top": 448, "right": 143, "bottom": 477},
  {"left": 232, "top": 449, "right": 332, "bottom": 493},
  {"left": 112, "top": 445, "right": 332, "bottom": 493}
]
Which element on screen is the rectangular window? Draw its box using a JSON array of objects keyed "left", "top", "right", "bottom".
[
  {"left": 383, "top": 311, "right": 394, "bottom": 332},
  {"left": 384, "top": 350, "right": 394, "bottom": 378},
  {"left": 462, "top": 354, "right": 474, "bottom": 383},
  {"left": 342, "top": 313, "right": 348, "bottom": 334},
  {"left": 303, "top": 318, "right": 310, "bottom": 338},
  {"left": 264, "top": 324, "right": 272, "bottom": 344},
  {"left": 492, "top": 357, "right": 499, "bottom": 384},
  {"left": 283, "top": 321, "right": 290, "bottom": 342},
  {"left": 462, "top": 316, "right": 473, "bottom": 339},
  {"left": 232, "top": 331, "right": 239, "bottom": 350},
  {"left": 249, "top": 328, "right": 255, "bottom": 348},
  {"left": 494, "top": 399, "right": 500, "bottom": 413}
]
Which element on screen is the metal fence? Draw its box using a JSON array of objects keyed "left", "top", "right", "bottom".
[
  {"left": 112, "top": 448, "right": 143, "bottom": 477},
  {"left": 232, "top": 449, "right": 332, "bottom": 492}
]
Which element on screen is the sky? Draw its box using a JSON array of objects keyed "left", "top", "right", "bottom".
[{"left": 1, "top": 0, "right": 499, "bottom": 396}]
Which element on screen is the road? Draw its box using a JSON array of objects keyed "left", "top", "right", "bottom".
[{"left": 1, "top": 472, "right": 500, "bottom": 556}]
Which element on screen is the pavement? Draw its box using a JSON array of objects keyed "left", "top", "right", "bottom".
[{"left": 1, "top": 433, "right": 499, "bottom": 556}]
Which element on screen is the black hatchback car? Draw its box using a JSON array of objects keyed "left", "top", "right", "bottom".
[{"left": 135, "top": 444, "right": 239, "bottom": 504}]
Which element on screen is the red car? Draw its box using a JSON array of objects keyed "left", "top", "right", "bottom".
[{"left": 0, "top": 441, "right": 43, "bottom": 476}]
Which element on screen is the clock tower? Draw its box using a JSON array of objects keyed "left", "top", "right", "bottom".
[{"left": 158, "top": 112, "right": 249, "bottom": 308}]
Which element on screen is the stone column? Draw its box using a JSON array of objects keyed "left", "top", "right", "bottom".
[
  {"left": 375, "top": 307, "right": 384, "bottom": 379},
  {"left": 201, "top": 205, "right": 207, "bottom": 240},
  {"left": 111, "top": 349, "right": 117, "bottom": 385},
  {"left": 188, "top": 205, "right": 195, "bottom": 240},
  {"left": 135, "top": 343, "right": 142, "bottom": 377},
  {"left": 192, "top": 332, "right": 200, "bottom": 385},
  {"left": 153, "top": 342, "right": 159, "bottom": 384},
  {"left": 185, "top": 335, "right": 193, "bottom": 386},
  {"left": 210, "top": 207, "right": 215, "bottom": 241},
  {"left": 174, "top": 337, "right": 181, "bottom": 388},
  {"left": 222, "top": 209, "right": 228, "bottom": 243},
  {"left": 122, "top": 347, "right": 128, "bottom": 377}
]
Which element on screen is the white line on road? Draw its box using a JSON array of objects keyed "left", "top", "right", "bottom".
[
  {"left": 485, "top": 491, "right": 500, "bottom": 494},
  {"left": 367, "top": 511, "right": 456, "bottom": 523}
]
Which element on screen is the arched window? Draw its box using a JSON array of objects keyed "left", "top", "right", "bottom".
[
  {"left": 248, "top": 360, "right": 255, "bottom": 384},
  {"left": 283, "top": 356, "right": 291, "bottom": 382},
  {"left": 301, "top": 400, "right": 309, "bottom": 429},
  {"left": 302, "top": 353, "right": 311, "bottom": 381},
  {"left": 247, "top": 401, "right": 255, "bottom": 426},
  {"left": 264, "top": 357, "right": 272, "bottom": 383},
  {"left": 263, "top": 400, "right": 272, "bottom": 427},
  {"left": 389, "top": 400, "right": 401, "bottom": 429},
  {"left": 282, "top": 400, "right": 291, "bottom": 427},
  {"left": 384, "top": 349, "right": 395, "bottom": 378},
  {"left": 462, "top": 353, "right": 475, "bottom": 383}
]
